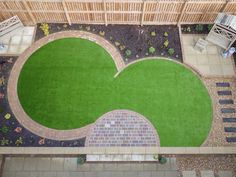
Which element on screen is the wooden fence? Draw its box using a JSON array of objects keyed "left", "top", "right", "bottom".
[{"left": 0, "top": 0, "right": 236, "bottom": 26}]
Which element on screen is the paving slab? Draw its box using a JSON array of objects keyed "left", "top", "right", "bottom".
[
  {"left": 15, "top": 172, "right": 31, "bottom": 177},
  {"left": 51, "top": 158, "right": 64, "bottom": 171},
  {"left": 151, "top": 171, "right": 165, "bottom": 177},
  {"left": 165, "top": 171, "right": 179, "bottom": 177},
  {"left": 23, "top": 158, "right": 38, "bottom": 171},
  {"left": 216, "top": 82, "right": 230, "bottom": 87},
  {"left": 223, "top": 118, "right": 236, "bottom": 122},
  {"left": 64, "top": 158, "right": 77, "bottom": 171},
  {"left": 224, "top": 127, "right": 236, "bottom": 132},
  {"left": 201, "top": 170, "right": 214, "bottom": 177},
  {"left": 70, "top": 172, "right": 84, "bottom": 177},
  {"left": 221, "top": 108, "right": 235, "bottom": 114},
  {"left": 218, "top": 91, "right": 232, "bottom": 96},
  {"left": 226, "top": 137, "right": 236, "bottom": 142},
  {"left": 56, "top": 172, "right": 70, "bottom": 177},
  {"left": 2, "top": 171, "right": 16, "bottom": 177},
  {"left": 110, "top": 172, "right": 124, "bottom": 177},
  {"left": 182, "top": 171, "right": 196, "bottom": 177},
  {"left": 219, "top": 99, "right": 234, "bottom": 104},
  {"left": 123, "top": 171, "right": 138, "bottom": 177},
  {"left": 36, "top": 158, "right": 51, "bottom": 171},
  {"left": 218, "top": 170, "right": 233, "bottom": 177}
]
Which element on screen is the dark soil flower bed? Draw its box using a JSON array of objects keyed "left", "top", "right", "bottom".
[
  {"left": 35, "top": 23, "right": 183, "bottom": 63},
  {"left": 0, "top": 56, "right": 85, "bottom": 147},
  {"left": 181, "top": 24, "right": 213, "bottom": 34}
]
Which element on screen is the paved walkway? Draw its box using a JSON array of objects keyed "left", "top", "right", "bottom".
[
  {"left": 7, "top": 31, "right": 125, "bottom": 141},
  {"left": 85, "top": 110, "right": 160, "bottom": 147},
  {"left": 182, "top": 34, "right": 235, "bottom": 77},
  {"left": 3, "top": 157, "right": 179, "bottom": 177}
]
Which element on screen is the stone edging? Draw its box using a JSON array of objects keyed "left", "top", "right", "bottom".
[
  {"left": 7, "top": 31, "right": 125, "bottom": 140},
  {"left": 0, "top": 147, "right": 235, "bottom": 155}
]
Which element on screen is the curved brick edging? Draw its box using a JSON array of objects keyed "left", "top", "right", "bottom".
[
  {"left": 85, "top": 110, "right": 160, "bottom": 147},
  {"left": 7, "top": 31, "right": 125, "bottom": 140}
]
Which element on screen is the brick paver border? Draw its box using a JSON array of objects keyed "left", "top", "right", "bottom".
[
  {"left": 85, "top": 109, "right": 160, "bottom": 147},
  {"left": 7, "top": 31, "right": 125, "bottom": 140}
]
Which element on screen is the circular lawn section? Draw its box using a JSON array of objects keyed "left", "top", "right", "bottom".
[{"left": 17, "top": 38, "right": 212, "bottom": 146}]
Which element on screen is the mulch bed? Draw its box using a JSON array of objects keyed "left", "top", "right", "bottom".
[
  {"left": 0, "top": 56, "right": 85, "bottom": 147},
  {"left": 36, "top": 23, "right": 183, "bottom": 63},
  {"left": 181, "top": 24, "right": 212, "bottom": 34}
]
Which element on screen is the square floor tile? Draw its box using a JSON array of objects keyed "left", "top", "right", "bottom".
[
  {"left": 51, "top": 158, "right": 64, "bottom": 171},
  {"left": 23, "top": 27, "right": 35, "bottom": 35},
  {"left": 182, "top": 36, "right": 194, "bottom": 45},
  {"left": 8, "top": 45, "right": 19, "bottom": 54},
  {"left": 218, "top": 170, "right": 233, "bottom": 177},
  {"left": 201, "top": 170, "right": 214, "bottom": 177},
  {"left": 209, "top": 64, "right": 223, "bottom": 75},
  {"left": 208, "top": 54, "right": 221, "bottom": 64},
  {"left": 1, "top": 36, "right": 10, "bottom": 44},
  {"left": 22, "top": 35, "right": 32, "bottom": 45},
  {"left": 207, "top": 45, "right": 219, "bottom": 54},
  {"left": 18, "top": 45, "right": 29, "bottom": 53},
  {"left": 182, "top": 171, "right": 196, "bottom": 177},
  {"left": 222, "top": 65, "right": 235, "bottom": 76},
  {"left": 196, "top": 54, "right": 209, "bottom": 65},
  {"left": 198, "top": 65, "right": 210, "bottom": 75},
  {"left": 10, "top": 36, "right": 22, "bottom": 45},
  {"left": 37, "top": 158, "right": 51, "bottom": 171}
]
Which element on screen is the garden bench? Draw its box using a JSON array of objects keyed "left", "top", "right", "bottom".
[{"left": 0, "top": 15, "right": 24, "bottom": 39}]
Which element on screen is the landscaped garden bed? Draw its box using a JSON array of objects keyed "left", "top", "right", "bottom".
[
  {"left": 36, "top": 23, "right": 183, "bottom": 63},
  {"left": 181, "top": 24, "right": 213, "bottom": 34}
]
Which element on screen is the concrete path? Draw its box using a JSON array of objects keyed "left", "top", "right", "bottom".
[{"left": 3, "top": 157, "right": 179, "bottom": 177}]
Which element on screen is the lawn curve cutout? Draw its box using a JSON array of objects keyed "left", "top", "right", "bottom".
[{"left": 10, "top": 33, "right": 212, "bottom": 146}]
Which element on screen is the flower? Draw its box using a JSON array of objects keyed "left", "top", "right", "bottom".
[
  {"left": 14, "top": 127, "right": 22, "bottom": 133},
  {"left": 38, "top": 138, "right": 45, "bottom": 145},
  {"left": 4, "top": 113, "right": 11, "bottom": 119}
]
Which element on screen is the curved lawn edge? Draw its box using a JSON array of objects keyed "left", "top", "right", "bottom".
[
  {"left": 8, "top": 31, "right": 124, "bottom": 141},
  {"left": 114, "top": 58, "right": 213, "bottom": 147}
]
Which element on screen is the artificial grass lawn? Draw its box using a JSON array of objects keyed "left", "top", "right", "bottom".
[{"left": 18, "top": 38, "right": 212, "bottom": 146}]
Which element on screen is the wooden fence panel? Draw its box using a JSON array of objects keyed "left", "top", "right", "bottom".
[{"left": 1, "top": 0, "right": 236, "bottom": 25}]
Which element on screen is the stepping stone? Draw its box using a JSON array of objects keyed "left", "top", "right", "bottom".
[
  {"left": 218, "top": 91, "right": 232, "bottom": 96},
  {"left": 218, "top": 170, "right": 233, "bottom": 177},
  {"left": 226, "top": 137, "right": 236, "bottom": 142},
  {"left": 216, "top": 82, "right": 230, "bottom": 87},
  {"left": 219, "top": 99, "right": 234, "bottom": 104},
  {"left": 224, "top": 127, "right": 236, "bottom": 132},
  {"left": 223, "top": 118, "right": 236, "bottom": 122},
  {"left": 221, "top": 108, "right": 235, "bottom": 113},
  {"left": 182, "top": 171, "right": 196, "bottom": 177},
  {"left": 201, "top": 170, "right": 214, "bottom": 177}
]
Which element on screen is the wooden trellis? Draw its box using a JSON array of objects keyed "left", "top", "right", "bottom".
[{"left": 0, "top": 0, "right": 236, "bottom": 26}]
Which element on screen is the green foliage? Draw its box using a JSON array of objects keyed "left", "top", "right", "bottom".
[
  {"left": 158, "top": 155, "right": 167, "bottom": 164},
  {"left": 207, "top": 24, "right": 213, "bottom": 31},
  {"left": 150, "top": 31, "right": 156, "bottom": 37},
  {"left": 119, "top": 45, "right": 125, "bottom": 51},
  {"left": 168, "top": 48, "right": 175, "bottom": 55},
  {"left": 15, "top": 137, "right": 23, "bottom": 146},
  {"left": 39, "top": 23, "right": 49, "bottom": 36},
  {"left": 115, "top": 42, "right": 120, "bottom": 46},
  {"left": 4, "top": 113, "right": 11, "bottom": 120},
  {"left": 187, "top": 27, "right": 191, "bottom": 32},
  {"left": 147, "top": 40, "right": 152, "bottom": 46},
  {"left": 1, "top": 125, "right": 9, "bottom": 134},
  {"left": 78, "top": 25, "right": 83, "bottom": 30},
  {"left": 85, "top": 26, "right": 91, "bottom": 31},
  {"left": 77, "top": 156, "right": 85, "bottom": 165},
  {"left": 164, "top": 32, "right": 168, "bottom": 37},
  {"left": 99, "top": 31, "right": 105, "bottom": 36},
  {"left": 109, "top": 36, "right": 113, "bottom": 40},
  {"left": 149, "top": 47, "right": 156, "bottom": 54},
  {"left": 163, "top": 40, "right": 169, "bottom": 48},
  {"left": 0, "top": 137, "right": 9, "bottom": 146},
  {"left": 125, "top": 49, "right": 132, "bottom": 57},
  {"left": 195, "top": 24, "right": 203, "bottom": 32},
  {"left": 0, "top": 106, "right": 3, "bottom": 113}
]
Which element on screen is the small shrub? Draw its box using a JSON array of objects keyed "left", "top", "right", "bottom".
[
  {"left": 125, "top": 49, "right": 132, "bottom": 57},
  {"left": 207, "top": 24, "right": 213, "bottom": 31},
  {"left": 163, "top": 40, "right": 169, "bottom": 48},
  {"left": 187, "top": 26, "right": 191, "bottom": 32},
  {"left": 158, "top": 155, "right": 167, "bottom": 164},
  {"left": 39, "top": 23, "right": 49, "bottom": 36},
  {"left": 119, "top": 45, "right": 125, "bottom": 51},
  {"left": 63, "top": 24, "right": 68, "bottom": 28},
  {"left": 4, "top": 113, "right": 11, "bottom": 120},
  {"left": 168, "top": 48, "right": 175, "bottom": 55},
  {"left": 15, "top": 137, "right": 23, "bottom": 146},
  {"left": 164, "top": 32, "right": 168, "bottom": 37},
  {"left": 77, "top": 156, "right": 85, "bottom": 165},
  {"left": 109, "top": 36, "right": 113, "bottom": 40},
  {"left": 149, "top": 47, "right": 156, "bottom": 54},
  {"left": 1, "top": 125, "right": 9, "bottom": 134},
  {"left": 0, "top": 137, "right": 9, "bottom": 146},
  {"left": 0, "top": 76, "right": 5, "bottom": 86},
  {"left": 99, "top": 31, "right": 105, "bottom": 36},
  {"left": 85, "top": 26, "right": 91, "bottom": 31},
  {"left": 115, "top": 42, "right": 120, "bottom": 46},
  {"left": 150, "top": 31, "right": 156, "bottom": 37},
  {"left": 147, "top": 40, "right": 152, "bottom": 46},
  {"left": 0, "top": 106, "right": 3, "bottom": 113},
  {"left": 78, "top": 25, "right": 83, "bottom": 30},
  {"left": 195, "top": 24, "right": 203, "bottom": 32}
]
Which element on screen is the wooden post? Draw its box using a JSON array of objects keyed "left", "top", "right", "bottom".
[
  {"left": 140, "top": 0, "right": 146, "bottom": 26},
  {"left": 62, "top": 0, "right": 71, "bottom": 25},
  {"left": 221, "top": 0, "right": 231, "bottom": 12},
  {"left": 103, "top": 0, "right": 108, "bottom": 26},
  {"left": 177, "top": 0, "right": 189, "bottom": 26},
  {"left": 22, "top": 0, "right": 37, "bottom": 25}
]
